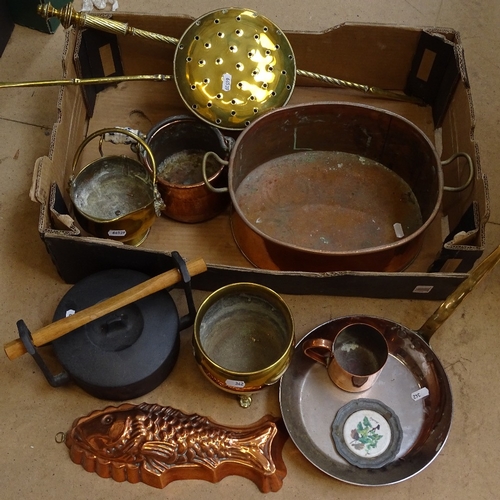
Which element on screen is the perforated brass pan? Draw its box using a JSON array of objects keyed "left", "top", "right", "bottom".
[{"left": 174, "top": 8, "right": 296, "bottom": 130}]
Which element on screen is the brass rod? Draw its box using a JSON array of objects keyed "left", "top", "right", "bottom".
[{"left": 0, "top": 74, "right": 172, "bottom": 89}]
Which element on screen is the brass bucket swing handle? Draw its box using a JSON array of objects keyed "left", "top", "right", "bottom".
[
  {"left": 71, "top": 127, "right": 165, "bottom": 216},
  {"left": 71, "top": 127, "right": 158, "bottom": 185}
]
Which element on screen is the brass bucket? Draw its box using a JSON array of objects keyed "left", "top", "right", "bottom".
[
  {"left": 193, "top": 282, "right": 295, "bottom": 408},
  {"left": 69, "top": 128, "right": 164, "bottom": 246}
]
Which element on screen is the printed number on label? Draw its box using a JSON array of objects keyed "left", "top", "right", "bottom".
[
  {"left": 411, "top": 387, "right": 430, "bottom": 401},
  {"left": 225, "top": 379, "right": 245, "bottom": 389},
  {"left": 222, "top": 73, "right": 232, "bottom": 92},
  {"left": 108, "top": 229, "right": 127, "bottom": 237}
]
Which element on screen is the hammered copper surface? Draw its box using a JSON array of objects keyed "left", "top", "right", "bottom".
[{"left": 65, "top": 403, "right": 288, "bottom": 492}]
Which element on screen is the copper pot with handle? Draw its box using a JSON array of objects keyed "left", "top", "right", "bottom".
[
  {"left": 203, "top": 101, "right": 474, "bottom": 272},
  {"left": 143, "top": 115, "right": 234, "bottom": 223}
]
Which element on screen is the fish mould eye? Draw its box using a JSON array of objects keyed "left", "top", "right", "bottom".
[{"left": 101, "top": 414, "right": 114, "bottom": 425}]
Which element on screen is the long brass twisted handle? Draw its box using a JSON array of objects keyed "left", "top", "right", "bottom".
[
  {"left": 295, "top": 69, "right": 425, "bottom": 104},
  {"left": 38, "top": 3, "right": 179, "bottom": 46}
]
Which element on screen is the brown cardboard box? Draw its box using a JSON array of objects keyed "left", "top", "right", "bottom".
[{"left": 31, "top": 12, "right": 489, "bottom": 299}]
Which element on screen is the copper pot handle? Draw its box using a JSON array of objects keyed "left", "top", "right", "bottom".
[
  {"left": 442, "top": 152, "right": 474, "bottom": 192},
  {"left": 202, "top": 151, "right": 229, "bottom": 193},
  {"left": 302, "top": 338, "right": 333, "bottom": 366}
]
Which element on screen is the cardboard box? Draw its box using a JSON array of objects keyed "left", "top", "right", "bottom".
[{"left": 31, "top": 12, "right": 489, "bottom": 299}]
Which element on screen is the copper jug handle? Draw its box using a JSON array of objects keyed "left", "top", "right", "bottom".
[
  {"left": 302, "top": 338, "right": 333, "bottom": 366},
  {"left": 202, "top": 151, "right": 229, "bottom": 193}
]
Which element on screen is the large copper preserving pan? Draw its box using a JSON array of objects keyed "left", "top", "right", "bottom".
[
  {"left": 205, "top": 102, "right": 473, "bottom": 272},
  {"left": 279, "top": 244, "right": 500, "bottom": 486}
]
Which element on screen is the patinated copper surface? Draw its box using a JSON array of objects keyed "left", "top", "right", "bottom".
[
  {"left": 144, "top": 116, "right": 232, "bottom": 223},
  {"left": 227, "top": 101, "right": 444, "bottom": 272},
  {"left": 65, "top": 403, "right": 288, "bottom": 492}
]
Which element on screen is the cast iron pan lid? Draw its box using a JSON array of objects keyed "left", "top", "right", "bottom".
[{"left": 51, "top": 269, "right": 180, "bottom": 400}]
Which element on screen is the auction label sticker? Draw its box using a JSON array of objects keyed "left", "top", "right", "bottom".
[
  {"left": 411, "top": 387, "right": 430, "bottom": 401},
  {"left": 225, "top": 379, "right": 245, "bottom": 389},
  {"left": 222, "top": 73, "right": 232, "bottom": 91},
  {"left": 108, "top": 229, "right": 127, "bottom": 237}
]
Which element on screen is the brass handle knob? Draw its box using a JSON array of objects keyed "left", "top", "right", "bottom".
[{"left": 38, "top": 2, "right": 179, "bottom": 46}]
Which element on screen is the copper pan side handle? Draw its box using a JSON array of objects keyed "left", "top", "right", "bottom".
[
  {"left": 302, "top": 338, "right": 333, "bottom": 366},
  {"left": 442, "top": 152, "right": 475, "bottom": 192},
  {"left": 4, "top": 257, "right": 207, "bottom": 361},
  {"left": 417, "top": 244, "right": 500, "bottom": 344}
]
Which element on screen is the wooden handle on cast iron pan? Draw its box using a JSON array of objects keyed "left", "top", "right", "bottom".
[
  {"left": 4, "top": 257, "right": 207, "bottom": 361},
  {"left": 417, "top": 244, "right": 500, "bottom": 343}
]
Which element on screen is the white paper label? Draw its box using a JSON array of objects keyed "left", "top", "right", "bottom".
[
  {"left": 222, "top": 73, "right": 232, "bottom": 92},
  {"left": 108, "top": 229, "right": 127, "bottom": 237},
  {"left": 412, "top": 285, "right": 434, "bottom": 294},
  {"left": 225, "top": 379, "right": 245, "bottom": 389},
  {"left": 393, "top": 223, "right": 405, "bottom": 238},
  {"left": 65, "top": 309, "right": 76, "bottom": 318},
  {"left": 411, "top": 387, "right": 430, "bottom": 401}
]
